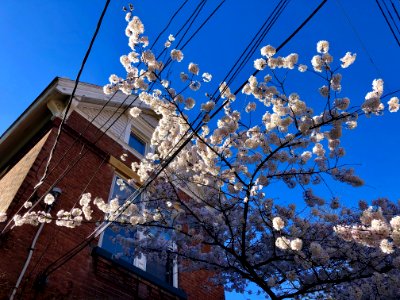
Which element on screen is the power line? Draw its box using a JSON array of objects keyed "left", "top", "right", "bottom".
[
  {"left": 179, "top": 1, "right": 225, "bottom": 51},
  {"left": 37, "top": 0, "right": 329, "bottom": 279},
  {"left": 376, "top": 0, "right": 400, "bottom": 46},
  {"left": 11, "top": 0, "right": 229, "bottom": 281},
  {"left": 1, "top": 0, "right": 112, "bottom": 234},
  {"left": 2, "top": 0, "right": 206, "bottom": 234},
  {"left": 335, "top": 0, "right": 383, "bottom": 78},
  {"left": 38, "top": 0, "right": 223, "bottom": 214},
  {"left": 162, "top": 0, "right": 226, "bottom": 71},
  {"left": 383, "top": 89, "right": 400, "bottom": 98},
  {"left": 36, "top": 1, "right": 233, "bottom": 275},
  {"left": 204, "top": 0, "right": 328, "bottom": 130},
  {"left": 382, "top": 0, "right": 400, "bottom": 35},
  {"left": 232, "top": 0, "right": 328, "bottom": 96},
  {"left": 175, "top": 0, "right": 207, "bottom": 39},
  {"left": 151, "top": 0, "right": 189, "bottom": 50},
  {"left": 179, "top": 0, "right": 290, "bottom": 130},
  {"left": 38, "top": 0, "right": 111, "bottom": 185},
  {"left": 390, "top": 0, "right": 400, "bottom": 22},
  {"left": 222, "top": 0, "right": 290, "bottom": 92},
  {"left": 156, "top": 0, "right": 207, "bottom": 61},
  {"left": 175, "top": 1, "right": 208, "bottom": 50},
  {"left": 28, "top": 0, "right": 203, "bottom": 212}
]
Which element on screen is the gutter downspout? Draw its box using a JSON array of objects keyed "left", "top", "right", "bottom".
[{"left": 9, "top": 188, "right": 61, "bottom": 300}]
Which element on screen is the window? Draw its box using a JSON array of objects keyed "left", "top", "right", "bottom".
[
  {"left": 100, "top": 175, "right": 177, "bottom": 287},
  {"left": 101, "top": 175, "right": 137, "bottom": 264},
  {"left": 128, "top": 132, "right": 146, "bottom": 156},
  {"left": 146, "top": 248, "right": 174, "bottom": 285}
]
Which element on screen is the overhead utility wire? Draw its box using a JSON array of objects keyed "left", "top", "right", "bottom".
[
  {"left": 54, "top": 0, "right": 220, "bottom": 206},
  {"left": 178, "top": 1, "right": 225, "bottom": 50},
  {"left": 152, "top": 0, "right": 226, "bottom": 125},
  {"left": 175, "top": 1, "right": 208, "bottom": 49},
  {"left": 223, "top": 0, "right": 288, "bottom": 125},
  {"left": 142, "top": 0, "right": 227, "bottom": 177},
  {"left": 158, "top": 0, "right": 208, "bottom": 76},
  {"left": 186, "top": 0, "right": 289, "bottom": 138},
  {"left": 232, "top": 0, "right": 328, "bottom": 96},
  {"left": 229, "top": 0, "right": 289, "bottom": 81},
  {"left": 222, "top": 0, "right": 289, "bottom": 93},
  {"left": 337, "top": 0, "right": 399, "bottom": 98},
  {"left": 36, "top": 0, "right": 228, "bottom": 277},
  {"left": 390, "top": 0, "right": 400, "bottom": 22},
  {"left": 178, "top": 0, "right": 289, "bottom": 131},
  {"left": 0, "top": 0, "right": 111, "bottom": 234},
  {"left": 8, "top": 6, "right": 228, "bottom": 290},
  {"left": 153, "top": 0, "right": 209, "bottom": 80},
  {"left": 102, "top": 0, "right": 323, "bottom": 230},
  {"left": 200, "top": 0, "right": 289, "bottom": 119},
  {"left": 38, "top": 0, "right": 111, "bottom": 184},
  {"left": 40, "top": 0, "right": 203, "bottom": 192},
  {"left": 39, "top": 0, "right": 327, "bottom": 278},
  {"left": 376, "top": 0, "right": 400, "bottom": 46},
  {"left": 2, "top": 0, "right": 203, "bottom": 235},
  {"left": 161, "top": 0, "right": 226, "bottom": 71},
  {"left": 156, "top": 0, "right": 207, "bottom": 61},
  {"left": 140, "top": 0, "right": 227, "bottom": 182},
  {"left": 335, "top": 0, "right": 383, "bottom": 78},
  {"left": 16, "top": 0, "right": 225, "bottom": 276},
  {"left": 151, "top": 0, "right": 189, "bottom": 50},
  {"left": 174, "top": 0, "right": 207, "bottom": 39},
  {"left": 382, "top": 0, "right": 400, "bottom": 36}
]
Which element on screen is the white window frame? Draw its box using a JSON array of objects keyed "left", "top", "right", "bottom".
[
  {"left": 127, "top": 129, "right": 148, "bottom": 158},
  {"left": 99, "top": 173, "right": 178, "bottom": 288},
  {"left": 124, "top": 113, "right": 154, "bottom": 159}
]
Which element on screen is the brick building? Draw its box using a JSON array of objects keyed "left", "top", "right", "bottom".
[{"left": 0, "top": 77, "right": 225, "bottom": 300}]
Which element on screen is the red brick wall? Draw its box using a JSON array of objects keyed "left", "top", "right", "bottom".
[
  {"left": 0, "top": 114, "right": 116, "bottom": 299},
  {"left": 180, "top": 269, "right": 225, "bottom": 300},
  {"left": 0, "top": 112, "right": 224, "bottom": 300}
]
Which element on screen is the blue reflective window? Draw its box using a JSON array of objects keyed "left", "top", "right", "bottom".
[
  {"left": 101, "top": 176, "right": 137, "bottom": 264},
  {"left": 147, "top": 252, "right": 174, "bottom": 284},
  {"left": 101, "top": 175, "right": 175, "bottom": 286},
  {"left": 128, "top": 132, "right": 146, "bottom": 155}
]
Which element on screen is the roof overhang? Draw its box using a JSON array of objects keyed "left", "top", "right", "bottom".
[{"left": 0, "top": 77, "right": 155, "bottom": 174}]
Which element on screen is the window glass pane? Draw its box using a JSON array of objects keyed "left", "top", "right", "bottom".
[
  {"left": 102, "top": 176, "right": 136, "bottom": 264},
  {"left": 128, "top": 132, "right": 146, "bottom": 155},
  {"left": 145, "top": 229, "right": 173, "bottom": 284},
  {"left": 101, "top": 175, "right": 175, "bottom": 286},
  {"left": 146, "top": 253, "right": 174, "bottom": 284}
]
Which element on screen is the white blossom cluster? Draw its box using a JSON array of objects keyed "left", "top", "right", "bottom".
[
  {"left": 362, "top": 78, "right": 385, "bottom": 114},
  {"left": 335, "top": 200, "right": 400, "bottom": 254}
]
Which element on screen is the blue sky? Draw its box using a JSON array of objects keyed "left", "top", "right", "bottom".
[{"left": 1, "top": 1, "right": 399, "bottom": 299}]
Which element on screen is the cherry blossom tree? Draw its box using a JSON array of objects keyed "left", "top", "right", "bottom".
[{"left": 7, "top": 5, "right": 400, "bottom": 300}]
